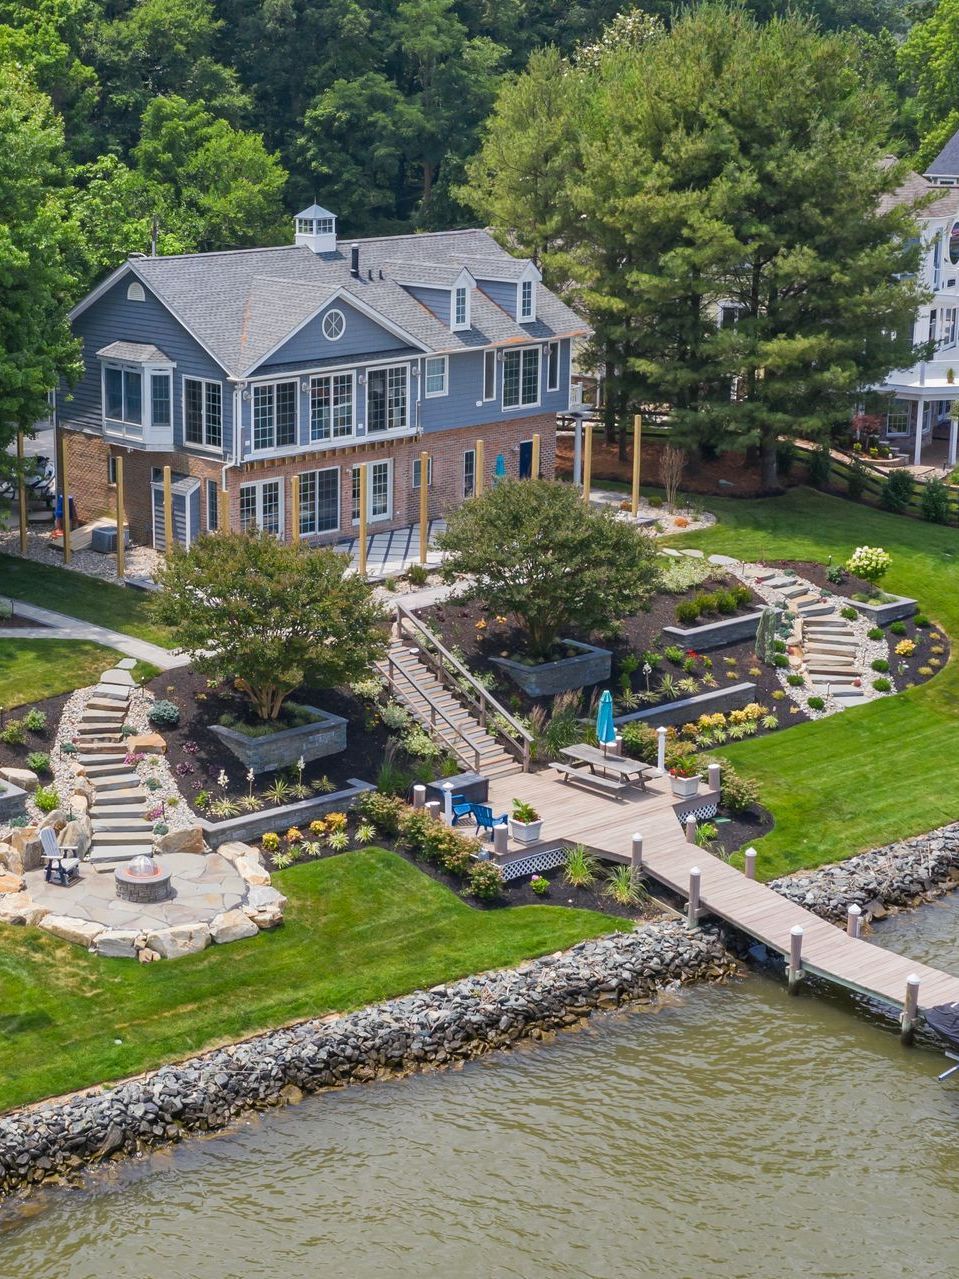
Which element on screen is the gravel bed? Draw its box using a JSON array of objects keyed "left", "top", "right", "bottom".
[{"left": 0, "top": 529, "right": 161, "bottom": 585}]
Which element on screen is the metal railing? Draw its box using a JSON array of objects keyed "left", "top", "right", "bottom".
[
  {"left": 395, "top": 602, "right": 532, "bottom": 771},
  {"left": 382, "top": 649, "right": 483, "bottom": 774}
]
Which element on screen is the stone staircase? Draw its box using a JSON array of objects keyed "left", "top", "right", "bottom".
[
  {"left": 75, "top": 662, "right": 156, "bottom": 868},
  {"left": 378, "top": 643, "right": 522, "bottom": 779},
  {"left": 755, "top": 573, "right": 868, "bottom": 706}
]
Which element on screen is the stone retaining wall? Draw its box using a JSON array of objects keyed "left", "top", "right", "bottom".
[
  {"left": 614, "top": 682, "right": 757, "bottom": 728},
  {"left": 661, "top": 610, "right": 763, "bottom": 652},
  {"left": 770, "top": 823, "right": 959, "bottom": 923},
  {"left": 491, "top": 639, "right": 612, "bottom": 696},
  {"left": 210, "top": 705, "right": 348, "bottom": 775},
  {"left": 198, "top": 780, "right": 374, "bottom": 849},
  {"left": 0, "top": 922, "right": 735, "bottom": 1197}
]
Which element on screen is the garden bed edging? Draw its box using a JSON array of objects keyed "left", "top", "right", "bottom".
[
  {"left": 847, "top": 593, "right": 917, "bottom": 626},
  {"left": 491, "top": 639, "right": 612, "bottom": 696},
  {"left": 199, "top": 779, "right": 375, "bottom": 848},
  {"left": 0, "top": 781, "right": 27, "bottom": 824},
  {"left": 661, "top": 610, "right": 763, "bottom": 651},
  {"left": 210, "top": 704, "right": 348, "bottom": 775}
]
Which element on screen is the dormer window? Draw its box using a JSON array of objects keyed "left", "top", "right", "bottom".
[
  {"left": 519, "top": 278, "right": 535, "bottom": 322},
  {"left": 453, "top": 285, "right": 469, "bottom": 330}
]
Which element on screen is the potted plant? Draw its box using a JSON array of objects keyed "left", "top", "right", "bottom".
[
  {"left": 510, "top": 799, "right": 543, "bottom": 844},
  {"left": 668, "top": 763, "right": 702, "bottom": 798}
]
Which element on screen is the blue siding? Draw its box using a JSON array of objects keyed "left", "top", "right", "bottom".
[
  {"left": 406, "top": 285, "right": 451, "bottom": 326},
  {"left": 478, "top": 279, "right": 517, "bottom": 319},
  {"left": 253, "top": 298, "right": 412, "bottom": 373},
  {"left": 64, "top": 272, "right": 233, "bottom": 454},
  {"left": 420, "top": 341, "right": 571, "bottom": 434}
]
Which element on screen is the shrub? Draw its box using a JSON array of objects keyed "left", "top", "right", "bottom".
[
  {"left": 845, "top": 545, "right": 890, "bottom": 583},
  {"left": 918, "top": 664, "right": 935, "bottom": 676},
  {"left": 60, "top": 741, "right": 77, "bottom": 755},
  {"left": 871, "top": 658, "right": 889, "bottom": 673},
  {"left": 648, "top": 494, "right": 663, "bottom": 508},
  {"left": 894, "top": 638, "right": 916, "bottom": 657},
  {"left": 872, "top": 677, "right": 892, "bottom": 692},
  {"left": 663, "top": 644, "right": 685, "bottom": 665},
  {"left": 0, "top": 720, "right": 25, "bottom": 746},
  {"left": 867, "top": 626, "right": 884, "bottom": 641},
  {"left": 914, "top": 613, "right": 930, "bottom": 627},
  {"left": 921, "top": 477, "right": 951, "bottom": 524},
  {"left": 846, "top": 455, "right": 867, "bottom": 501},
  {"left": 676, "top": 599, "right": 701, "bottom": 626},
  {"left": 889, "top": 620, "right": 907, "bottom": 635},
  {"left": 775, "top": 440, "right": 795, "bottom": 478},
  {"left": 261, "top": 831, "right": 280, "bottom": 852},
  {"left": 603, "top": 865, "right": 646, "bottom": 906},
  {"left": 467, "top": 861, "right": 503, "bottom": 899},
  {"left": 881, "top": 469, "right": 914, "bottom": 513},
  {"left": 774, "top": 638, "right": 787, "bottom": 653},
  {"left": 148, "top": 699, "right": 180, "bottom": 728},
  {"left": 772, "top": 689, "right": 786, "bottom": 699},
  {"left": 808, "top": 445, "right": 831, "bottom": 488},
  {"left": 34, "top": 785, "right": 60, "bottom": 813},
  {"left": 406, "top": 563, "right": 429, "bottom": 587},
  {"left": 840, "top": 606, "right": 858, "bottom": 621},
  {"left": 773, "top": 654, "right": 789, "bottom": 668},
  {"left": 530, "top": 874, "right": 550, "bottom": 896},
  {"left": 563, "top": 843, "right": 598, "bottom": 887},
  {"left": 22, "top": 708, "right": 46, "bottom": 732},
  {"left": 153, "top": 822, "right": 169, "bottom": 836},
  {"left": 718, "top": 763, "right": 760, "bottom": 815},
  {"left": 355, "top": 790, "right": 407, "bottom": 836},
  {"left": 25, "top": 751, "right": 50, "bottom": 775},
  {"left": 807, "top": 695, "right": 825, "bottom": 710},
  {"left": 715, "top": 589, "right": 738, "bottom": 616},
  {"left": 620, "top": 722, "right": 659, "bottom": 764}
]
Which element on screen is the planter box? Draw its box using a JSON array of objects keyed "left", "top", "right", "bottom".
[
  {"left": 199, "top": 779, "right": 374, "bottom": 848},
  {"left": 844, "top": 593, "right": 918, "bottom": 626},
  {"left": 509, "top": 817, "right": 543, "bottom": 845},
  {"left": 614, "top": 682, "right": 757, "bottom": 728},
  {"left": 0, "top": 781, "right": 27, "bottom": 823},
  {"left": 210, "top": 704, "right": 348, "bottom": 775},
  {"left": 661, "top": 611, "right": 763, "bottom": 652},
  {"left": 670, "top": 774, "right": 701, "bottom": 799},
  {"left": 491, "top": 639, "right": 612, "bottom": 696}
]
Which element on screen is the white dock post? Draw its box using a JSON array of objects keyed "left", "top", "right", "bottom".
[
  {"left": 492, "top": 824, "right": 509, "bottom": 856},
  {"left": 685, "top": 816, "right": 697, "bottom": 844},
  {"left": 631, "top": 833, "right": 643, "bottom": 874},
  {"left": 425, "top": 801, "right": 441, "bottom": 821},
  {"left": 655, "top": 726, "right": 667, "bottom": 776},
  {"left": 442, "top": 782, "right": 454, "bottom": 824},
  {"left": 412, "top": 784, "right": 426, "bottom": 810},
  {"left": 901, "top": 974, "right": 921, "bottom": 1045},
  {"left": 707, "top": 762, "right": 721, "bottom": 794},
  {"left": 788, "top": 925, "right": 804, "bottom": 993},
  {"left": 846, "top": 904, "right": 862, "bottom": 938},
  {"left": 687, "top": 867, "right": 701, "bottom": 930},
  {"left": 744, "top": 847, "right": 757, "bottom": 880}
]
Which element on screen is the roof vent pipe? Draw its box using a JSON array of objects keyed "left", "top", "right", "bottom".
[
  {"left": 350, "top": 243, "right": 360, "bottom": 277},
  {"left": 368, "top": 267, "right": 373, "bottom": 280}
]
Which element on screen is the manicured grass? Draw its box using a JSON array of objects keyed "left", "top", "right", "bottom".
[
  {"left": 0, "top": 850, "right": 617, "bottom": 1111},
  {"left": 0, "top": 639, "right": 159, "bottom": 708},
  {"left": 664, "top": 487, "right": 959, "bottom": 879},
  {"left": 0, "top": 554, "right": 172, "bottom": 648}
]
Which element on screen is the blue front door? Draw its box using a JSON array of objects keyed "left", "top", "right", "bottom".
[{"left": 519, "top": 439, "right": 533, "bottom": 479}]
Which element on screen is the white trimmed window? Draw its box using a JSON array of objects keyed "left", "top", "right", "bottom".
[
  {"left": 424, "top": 356, "right": 447, "bottom": 398},
  {"left": 463, "top": 448, "right": 476, "bottom": 498},
  {"left": 107, "top": 456, "right": 118, "bottom": 486},
  {"left": 310, "top": 372, "right": 354, "bottom": 441},
  {"left": 184, "top": 377, "right": 222, "bottom": 449},
  {"left": 453, "top": 285, "right": 469, "bottom": 330},
  {"left": 299, "top": 467, "right": 340, "bottom": 535},
  {"left": 519, "top": 278, "right": 535, "bottom": 322},
  {"left": 206, "top": 479, "right": 219, "bottom": 531},
  {"left": 502, "top": 347, "right": 540, "bottom": 409},
  {"left": 412, "top": 456, "right": 433, "bottom": 489},
  {"left": 239, "top": 478, "right": 283, "bottom": 536},
  {"left": 546, "top": 341, "right": 560, "bottom": 392},
  {"left": 104, "top": 366, "right": 142, "bottom": 425},
  {"left": 252, "top": 381, "right": 297, "bottom": 451},
  {"left": 367, "top": 365, "right": 408, "bottom": 432},
  {"left": 352, "top": 460, "right": 392, "bottom": 522},
  {"left": 322, "top": 309, "right": 345, "bottom": 341},
  {"left": 483, "top": 349, "right": 496, "bottom": 401}
]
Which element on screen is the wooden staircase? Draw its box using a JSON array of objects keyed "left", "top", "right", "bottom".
[{"left": 379, "top": 642, "right": 523, "bottom": 780}]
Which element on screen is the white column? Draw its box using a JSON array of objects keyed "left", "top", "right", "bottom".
[
  {"left": 655, "top": 726, "right": 667, "bottom": 776},
  {"left": 573, "top": 419, "right": 583, "bottom": 486},
  {"left": 914, "top": 400, "right": 924, "bottom": 466},
  {"left": 949, "top": 415, "right": 958, "bottom": 468}
]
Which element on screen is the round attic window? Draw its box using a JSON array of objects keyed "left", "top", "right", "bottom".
[
  {"left": 949, "top": 222, "right": 959, "bottom": 267},
  {"left": 322, "top": 309, "right": 345, "bottom": 341}
]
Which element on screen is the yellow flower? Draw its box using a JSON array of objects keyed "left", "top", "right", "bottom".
[
  {"left": 789, "top": 706, "right": 799, "bottom": 714},
  {"left": 475, "top": 619, "right": 487, "bottom": 630},
  {"left": 285, "top": 827, "right": 303, "bottom": 842}
]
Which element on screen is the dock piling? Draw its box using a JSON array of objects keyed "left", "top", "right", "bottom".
[
  {"left": 687, "top": 867, "right": 701, "bottom": 930},
  {"left": 684, "top": 816, "right": 697, "bottom": 844},
  {"left": 411, "top": 785, "right": 426, "bottom": 810},
  {"left": 492, "top": 824, "right": 509, "bottom": 856},
  {"left": 744, "top": 847, "right": 757, "bottom": 880},
  {"left": 901, "top": 974, "right": 920, "bottom": 1045},
  {"left": 425, "top": 801, "right": 441, "bottom": 822},
  {"left": 631, "top": 833, "right": 643, "bottom": 874},
  {"left": 846, "top": 904, "right": 862, "bottom": 939},
  {"left": 655, "top": 726, "right": 667, "bottom": 775},
  {"left": 707, "top": 762, "right": 721, "bottom": 793},
  {"left": 788, "top": 925, "right": 804, "bottom": 993}
]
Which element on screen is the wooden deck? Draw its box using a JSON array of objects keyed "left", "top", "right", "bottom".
[{"left": 487, "top": 770, "right": 959, "bottom": 1015}]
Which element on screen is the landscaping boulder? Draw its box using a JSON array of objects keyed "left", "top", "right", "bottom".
[
  {"left": 70, "top": 793, "right": 90, "bottom": 815},
  {"left": 0, "top": 871, "right": 25, "bottom": 894},
  {"left": 95, "top": 930, "right": 144, "bottom": 960},
  {"left": 0, "top": 767, "right": 39, "bottom": 793},
  {"left": 234, "top": 856, "right": 271, "bottom": 887},
  {"left": 210, "top": 909, "right": 259, "bottom": 944},
  {"left": 145, "top": 923, "right": 212, "bottom": 959},
  {"left": 8, "top": 827, "right": 42, "bottom": 871},
  {"left": 39, "top": 809, "right": 70, "bottom": 831},
  {"left": 138, "top": 947, "right": 160, "bottom": 964},
  {"left": 39, "top": 915, "right": 105, "bottom": 948},
  {"left": 242, "top": 885, "right": 286, "bottom": 930},
  {"left": 0, "top": 843, "right": 24, "bottom": 876},
  {"left": 125, "top": 733, "right": 167, "bottom": 755},
  {"left": 59, "top": 816, "right": 92, "bottom": 859},
  {"left": 155, "top": 826, "right": 206, "bottom": 857},
  {"left": 0, "top": 892, "right": 48, "bottom": 926},
  {"left": 217, "top": 841, "right": 263, "bottom": 867}
]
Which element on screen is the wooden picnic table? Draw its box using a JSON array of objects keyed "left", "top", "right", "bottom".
[{"left": 559, "top": 744, "right": 653, "bottom": 784}]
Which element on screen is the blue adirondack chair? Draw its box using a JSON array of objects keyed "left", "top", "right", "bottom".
[
  {"left": 451, "top": 794, "right": 475, "bottom": 825},
  {"left": 471, "top": 804, "right": 508, "bottom": 837}
]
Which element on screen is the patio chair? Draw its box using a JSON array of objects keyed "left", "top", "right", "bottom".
[
  {"left": 471, "top": 804, "right": 508, "bottom": 837},
  {"left": 450, "top": 794, "right": 475, "bottom": 826},
  {"left": 39, "top": 825, "right": 80, "bottom": 887}
]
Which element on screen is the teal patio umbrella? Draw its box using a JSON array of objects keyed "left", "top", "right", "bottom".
[{"left": 596, "top": 689, "right": 616, "bottom": 753}]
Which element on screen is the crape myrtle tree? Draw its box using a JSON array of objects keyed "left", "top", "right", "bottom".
[
  {"left": 436, "top": 480, "right": 662, "bottom": 656},
  {"left": 464, "top": 4, "right": 927, "bottom": 486},
  {"left": 154, "top": 531, "right": 389, "bottom": 720}
]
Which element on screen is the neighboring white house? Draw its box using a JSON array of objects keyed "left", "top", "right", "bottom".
[{"left": 872, "top": 133, "right": 959, "bottom": 468}]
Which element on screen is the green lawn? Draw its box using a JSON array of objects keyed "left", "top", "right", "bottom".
[
  {"left": 0, "top": 554, "right": 172, "bottom": 648},
  {"left": 0, "top": 850, "right": 617, "bottom": 1111},
  {"left": 664, "top": 487, "right": 959, "bottom": 879},
  {"left": 0, "top": 639, "right": 159, "bottom": 709}
]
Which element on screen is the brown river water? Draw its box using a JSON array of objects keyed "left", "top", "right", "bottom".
[{"left": 3, "top": 898, "right": 959, "bottom": 1279}]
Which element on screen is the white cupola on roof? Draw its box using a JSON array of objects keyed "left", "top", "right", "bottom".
[{"left": 294, "top": 203, "right": 337, "bottom": 253}]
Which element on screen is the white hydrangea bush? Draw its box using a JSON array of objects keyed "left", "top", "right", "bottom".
[{"left": 845, "top": 545, "right": 891, "bottom": 583}]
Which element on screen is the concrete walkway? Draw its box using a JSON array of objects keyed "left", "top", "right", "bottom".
[{"left": 5, "top": 601, "right": 187, "bottom": 670}]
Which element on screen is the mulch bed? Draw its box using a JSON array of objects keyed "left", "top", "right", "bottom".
[
  {"left": 145, "top": 667, "right": 391, "bottom": 816},
  {"left": 0, "top": 615, "right": 50, "bottom": 630},
  {"left": 0, "top": 692, "right": 66, "bottom": 779},
  {"left": 713, "top": 803, "right": 774, "bottom": 859}
]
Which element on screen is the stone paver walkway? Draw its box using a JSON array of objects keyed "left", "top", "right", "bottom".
[{"left": 6, "top": 600, "right": 186, "bottom": 670}]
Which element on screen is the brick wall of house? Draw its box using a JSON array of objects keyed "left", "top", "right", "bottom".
[{"left": 62, "top": 413, "right": 556, "bottom": 549}]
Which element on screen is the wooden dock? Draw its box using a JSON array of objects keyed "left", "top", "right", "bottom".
[{"left": 486, "top": 769, "right": 959, "bottom": 1017}]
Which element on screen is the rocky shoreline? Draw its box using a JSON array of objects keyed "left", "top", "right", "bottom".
[
  {"left": 769, "top": 822, "right": 959, "bottom": 923},
  {"left": 0, "top": 921, "right": 735, "bottom": 1198}
]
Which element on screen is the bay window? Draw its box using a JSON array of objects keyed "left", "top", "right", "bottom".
[
  {"left": 252, "top": 380, "right": 297, "bottom": 451},
  {"left": 502, "top": 347, "right": 540, "bottom": 409},
  {"left": 104, "top": 367, "right": 142, "bottom": 424}
]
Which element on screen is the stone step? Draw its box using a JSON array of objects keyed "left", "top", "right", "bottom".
[
  {"left": 88, "top": 845, "right": 154, "bottom": 866},
  {"left": 92, "top": 829, "right": 155, "bottom": 846},
  {"left": 92, "top": 818, "right": 153, "bottom": 832},
  {"left": 89, "top": 788, "right": 146, "bottom": 805},
  {"left": 83, "top": 761, "right": 137, "bottom": 777},
  {"left": 796, "top": 603, "right": 837, "bottom": 618},
  {"left": 803, "top": 619, "right": 847, "bottom": 631},
  {"left": 77, "top": 753, "right": 127, "bottom": 765},
  {"left": 805, "top": 664, "right": 859, "bottom": 678},
  {"left": 75, "top": 743, "right": 130, "bottom": 757},
  {"left": 778, "top": 584, "right": 807, "bottom": 599},
  {"left": 89, "top": 773, "right": 141, "bottom": 792},
  {"left": 99, "top": 669, "right": 136, "bottom": 688},
  {"left": 86, "top": 697, "right": 128, "bottom": 712},
  {"left": 760, "top": 575, "right": 797, "bottom": 588},
  {"left": 831, "top": 685, "right": 869, "bottom": 699},
  {"left": 807, "top": 674, "right": 861, "bottom": 688},
  {"left": 91, "top": 684, "right": 131, "bottom": 702},
  {"left": 804, "top": 641, "right": 859, "bottom": 656},
  {"left": 91, "top": 804, "right": 150, "bottom": 819},
  {"left": 804, "top": 628, "right": 857, "bottom": 641},
  {"left": 75, "top": 730, "right": 123, "bottom": 742}
]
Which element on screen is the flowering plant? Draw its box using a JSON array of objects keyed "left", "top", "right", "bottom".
[
  {"left": 669, "top": 763, "right": 697, "bottom": 779},
  {"left": 845, "top": 545, "right": 890, "bottom": 583},
  {"left": 895, "top": 638, "right": 916, "bottom": 657}
]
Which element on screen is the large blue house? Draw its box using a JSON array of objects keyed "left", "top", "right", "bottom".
[{"left": 59, "top": 206, "right": 587, "bottom": 549}]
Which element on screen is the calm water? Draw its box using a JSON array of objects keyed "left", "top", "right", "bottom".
[{"left": 4, "top": 900, "right": 959, "bottom": 1279}]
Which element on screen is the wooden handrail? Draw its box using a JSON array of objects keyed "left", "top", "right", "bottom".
[
  {"left": 384, "top": 653, "right": 483, "bottom": 774},
  {"left": 395, "top": 602, "right": 532, "bottom": 771}
]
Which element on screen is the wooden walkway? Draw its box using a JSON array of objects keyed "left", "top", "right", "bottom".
[{"left": 486, "top": 770, "right": 959, "bottom": 1016}]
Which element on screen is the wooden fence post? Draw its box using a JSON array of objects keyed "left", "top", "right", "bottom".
[
  {"left": 163, "top": 464, "right": 173, "bottom": 553},
  {"left": 291, "top": 474, "right": 300, "bottom": 544},
  {"left": 115, "top": 455, "right": 125, "bottom": 580},
  {"left": 582, "top": 422, "right": 593, "bottom": 503},
  {"left": 218, "top": 486, "right": 230, "bottom": 533},
  {"left": 15, "top": 431, "right": 27, "bottom": 554},
  {"left": 788, "top": 925, "right": 804, "bottom": 993},
  {"left": 901, "top": 974, "right": 920, "bottom": 1045},
  {"left": 419, "top": 450, "right": 429, "bottom": 565},
  {"left": 687, "top": 867, "right": 701, "bottom": 930},
  {"left": 531, "top": 432, "right": 541, "bottom": 479},
  {"left": 631, "top": 414, "right": 642, "bottom": 517},
  {"left": 358, "top": 463, "right": 368, "bottom": 577},
  {"left": 475, "top": 439, "right": 485, "bottom": 497}
]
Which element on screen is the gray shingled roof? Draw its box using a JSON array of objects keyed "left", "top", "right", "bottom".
[
  {"left": 927, "top": 128, "right": 959, "bottom": 179},
  {"left": 123, "top": 228, "right": 586, "bottom": 377},
  {"left": 877, "top": 166, "right": 959, "bottom": 220},
  {"left": 383, "top": 260, "right": 474, "bottom": 288},
  {"left": 96, "top": 340, "right": 172, "bottom": 363}
]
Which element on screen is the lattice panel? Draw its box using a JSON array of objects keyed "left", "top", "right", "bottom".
[
  {"left": 675, "top": 801, "right": 719, "bottom": 824},
  {"left": 494, "top": 846, "right": 568, "bottom": 882}
]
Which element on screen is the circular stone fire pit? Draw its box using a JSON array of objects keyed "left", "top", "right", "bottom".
[{"left": 115, "top": 855, "right": 173, "bottom": 904}]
